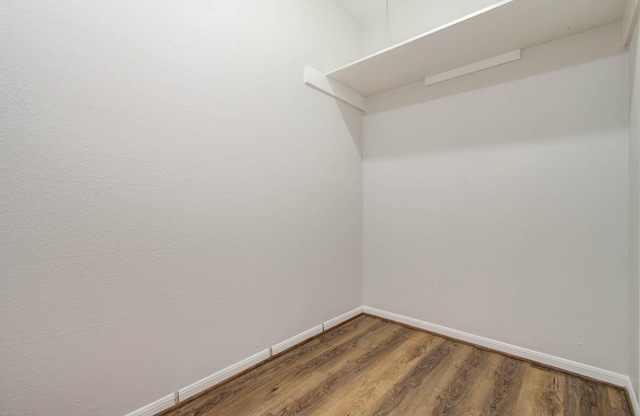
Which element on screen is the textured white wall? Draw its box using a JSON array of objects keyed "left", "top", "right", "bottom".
[
  {"left": 0, "top": 1, "right": 362, "bottom": 415},
  {"left": 630, "top": 18, "right": 640, "bottom": 396},
  {"left": 363, "top": 23, "right": 629, "bottom": 374}
]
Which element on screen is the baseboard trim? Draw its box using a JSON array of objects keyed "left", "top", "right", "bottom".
[
  {"left": 624, "top": 376, "right": 640, "bottom": 416},
  {"left": 123, "top": 306, "right": 363, "bottom": 416},
  {"left": 363, "top": 306, "right": 629, "bottom": 387},
  {"left": 178, "top": 348, "right": 271, "bottom": 402},
  {"left": 123, "top": 393, "right": 176, "bottom": 416},
  {"left": 272, "top": 324, "right": 324, "bottom": 356},
  {"left": 126, "top": 305, "right": 639, "bottom": 416},
  {"left": 323, "top": 306, "right": 363, "bottom": 330},
  {"left": 364, "top": 306, "right": 640, "bottom": 415}
]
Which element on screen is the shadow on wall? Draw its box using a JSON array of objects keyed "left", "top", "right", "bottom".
[
  {"left": 337, "top": 100, "right": 364, "bottom": 158},
  {"left": 363, "top": 23, "right": 628, "bottom": 159}
]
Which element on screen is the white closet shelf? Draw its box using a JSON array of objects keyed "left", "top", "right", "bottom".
[{"left": 325, "top": 0, "right": 627, "bottom": 97}]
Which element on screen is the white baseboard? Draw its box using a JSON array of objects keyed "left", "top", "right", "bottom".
[
  {"left": 124, "top": 393, "right": 176, "bottom": 416},
  {"left": 363, "top": 306, "right": 627, "bottom": 384},
  {"left": 323, "top": 306, "right": 363, "bottom": 330},
  {"left": 126, "top": 305, "right": 638, "bottom": 416},
  {"left": 123, "top": 307, "right": 364, "bottom": 416},
  {"left": 272, "top": 324, "right": 324, "bottom": 356},
  {"left": 624, "top": 377, "right": 640, "bottom": 416},
  {"left": 178, "top": 348, "right": 271, "bottom": 402},
  {"left": 364, "top": 306, "right": 638, "bottom": 414}
]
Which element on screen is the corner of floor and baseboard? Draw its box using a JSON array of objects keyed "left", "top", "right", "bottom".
[
  {"left": 362, "top": 306, "right": 640, "bottom": 416},
  {"left": 124, "top": 305, "right": 639, "bottom": 416},
  {"left": 123, "top": 306, "right": 363, "bottom": 416}
]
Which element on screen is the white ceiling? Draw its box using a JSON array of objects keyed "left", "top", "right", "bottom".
[{"left": 338, "top": 0, "right": 415, "bottom": 23}]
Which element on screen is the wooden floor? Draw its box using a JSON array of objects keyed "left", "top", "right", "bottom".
[{"left": 158, "top": 315, "right": 631, "bottom": 416}]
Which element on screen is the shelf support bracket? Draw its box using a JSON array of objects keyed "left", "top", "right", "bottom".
[
  {"left": 424, "top": 49, "right": 521, "bottom": 87},
  {"left": 304, "top": 66, "right": 367, "bottom": 111}
]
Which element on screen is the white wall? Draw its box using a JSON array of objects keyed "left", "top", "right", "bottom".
[
  {"left": 0, "top": 1, "right": 363, "bottom": 415},
  {"left": 630, "top": 15, "right": 640, "bottom": 396},
  {"left": 363, "top": 23, "right": 630, "bottom": 374}
]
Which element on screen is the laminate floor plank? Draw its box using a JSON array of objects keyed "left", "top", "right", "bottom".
[
  {"left": 159, "top": 315, "right": 631, "bottom": 416},
  {"left": 311, "top": 331, "right": 442, "bottom": 416},
  {"left": 608, "top": 386, "right": 632, "bottom": 416},
  {"left": 158, "top": 315, "right": 381, "bottom": 416},
  {"left": 475, "top": 356, "right": 526, "bottom": 416},
  {"left": 256, "top": 324, "right": 413, "bottom": 416},
  {"left": 565, "top": 374, "right": 614, "bottom": 416},
  {"left": 385, "top": 342, "right": 474, "bottom": 416},
  {"left": 207, "top": 318, "right": 396, "bottom": 416},
  {"left": 428, "top": 347, "right": 490, "bottom": 416},
  {"left": 513, "top": 363, "right": 565, "bottom": 416},
  {"left": 447, "top": 352, "right": 511, "bottom": 416}
]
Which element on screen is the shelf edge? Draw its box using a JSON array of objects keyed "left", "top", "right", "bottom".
[
  {"left": 326, "top": 0, "right": 515, "bottom": 77},
  {"left": 304, "top": 66, "right": 367, "bottom": 111}
]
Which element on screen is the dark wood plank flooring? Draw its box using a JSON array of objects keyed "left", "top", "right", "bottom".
[{"left": 158, "top": 315, "right": 631, "bottom": 416}]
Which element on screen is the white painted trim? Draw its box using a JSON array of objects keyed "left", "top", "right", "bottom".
[
  {"left": 623, "top": 376, "right": 640, "bottom": 415},
  {"left": 124, "top": 307, "right": 640, "bottom": 415},
  {"left": 623, "top": 0, "right": 639, "bottom": 46},
  {"left": 424, "top": 49, "right": 521, "bottom": 87},
  {"left": 323, "top": 306, "right": 363, "bottom": 330},
  {"left": 123, "top": 308, "right": 366, "bottom": 416},
  {"left": 363, "top": 306, "right": 630, "bottom": 387},
  {"left": 178, "top": 349, "right": 271, "bottom": 402},
  {"left": 271, "top": 324, "right": 324, "bottom": 356},
  {"left": 123, "top": 393, "right": 175, "bottom": 416},
  {"left": 304, "top": 66, "right": 367, "bottom": 111}
]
